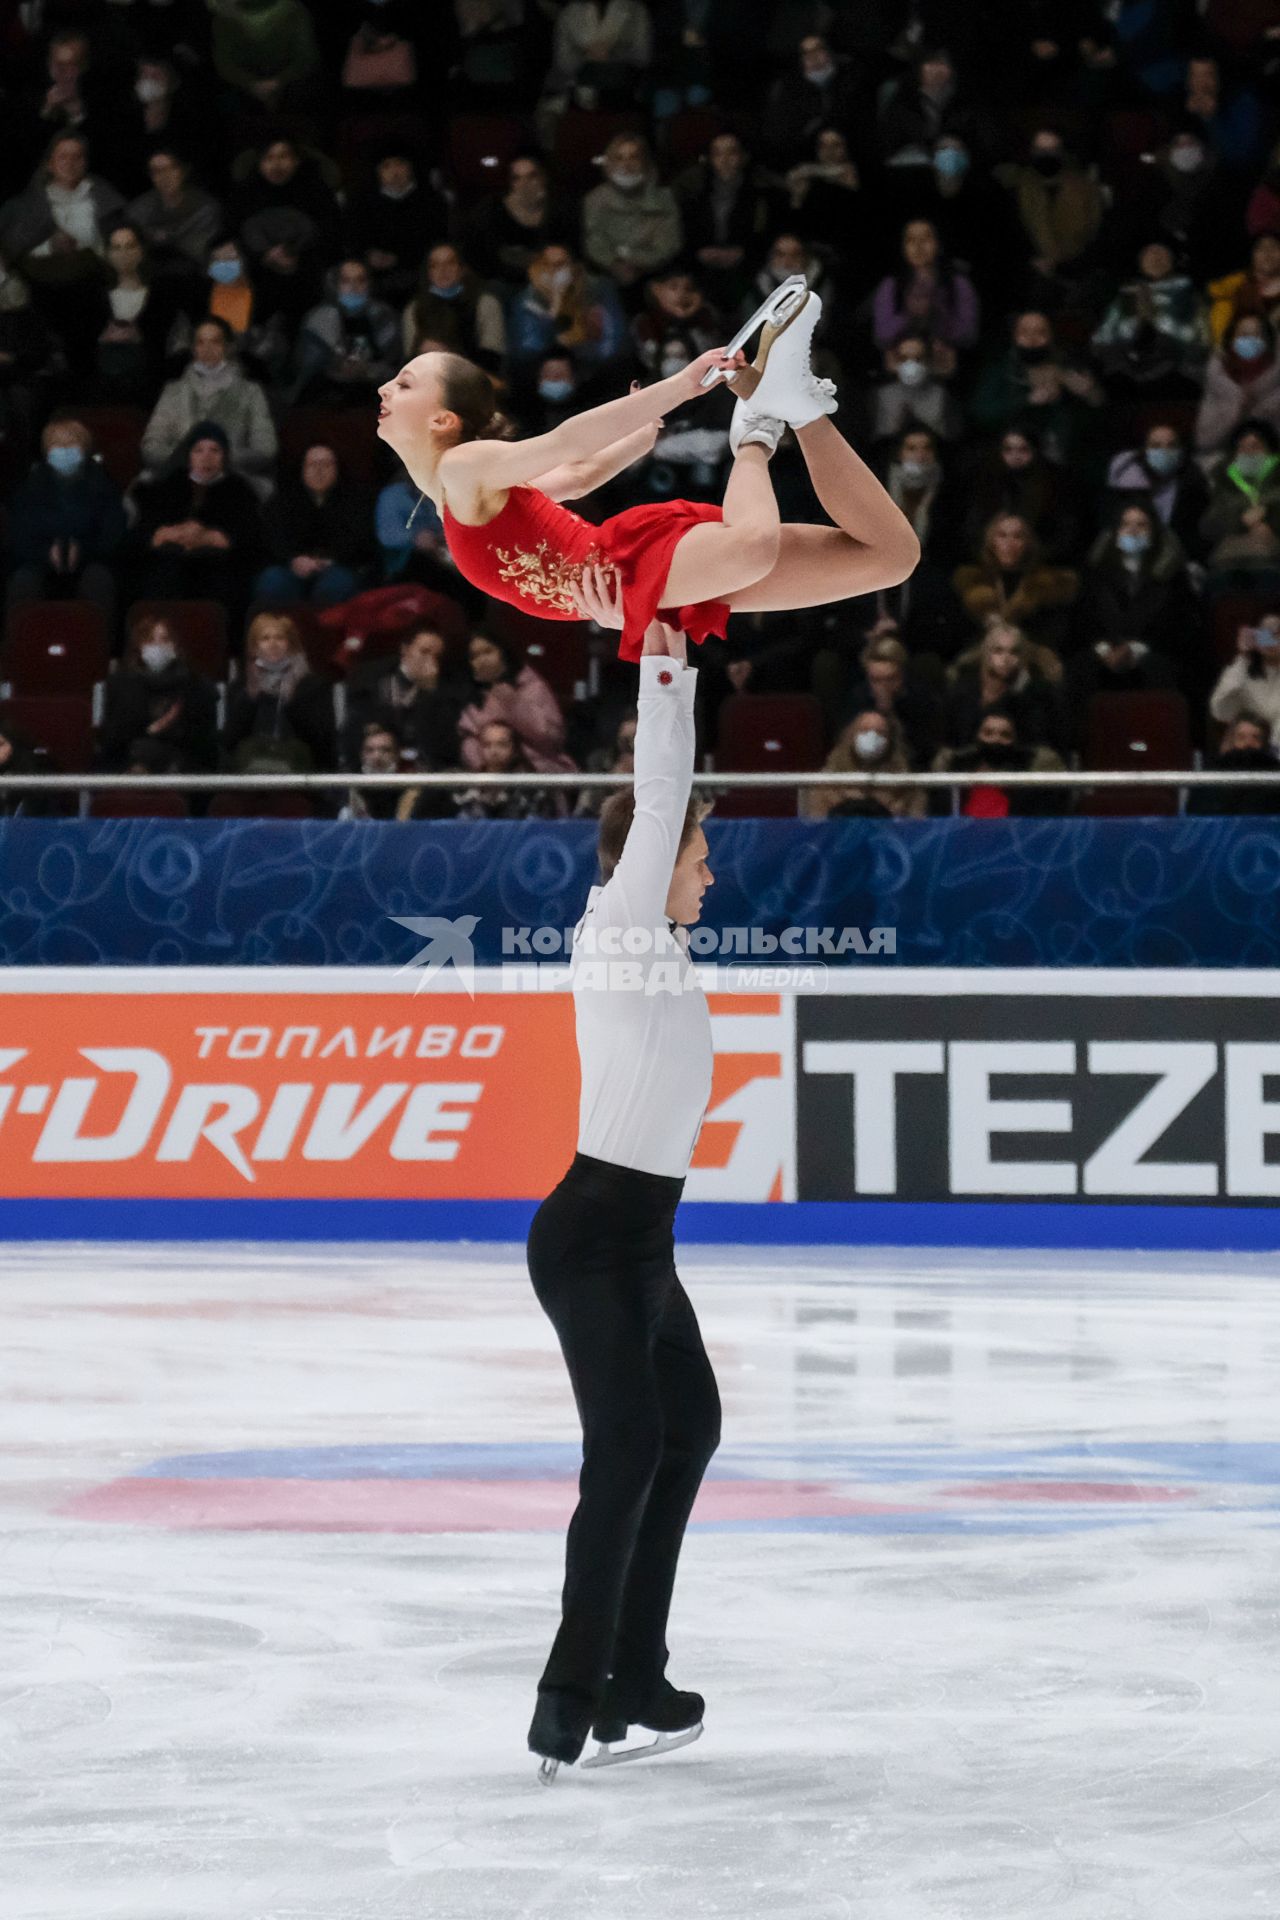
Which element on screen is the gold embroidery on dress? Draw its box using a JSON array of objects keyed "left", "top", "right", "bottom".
[{"left": 494, "top": 538, "right": 604, "bottom": 612}]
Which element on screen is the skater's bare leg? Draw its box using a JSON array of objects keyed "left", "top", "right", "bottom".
[{"left": 656, "top": 443, "right": 781, "bottom": 608}]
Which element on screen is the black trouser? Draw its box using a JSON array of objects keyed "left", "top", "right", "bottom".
[{"left": 526, "top": 1151, "right": 721, "bottom": 1707}]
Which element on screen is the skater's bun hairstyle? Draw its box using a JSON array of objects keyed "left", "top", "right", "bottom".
[
  {"left": 435, "top": 352, "right": 515, "bottom": 443},
  {"left": 597, "top": 791, "right": 711, "bottom": 885}
]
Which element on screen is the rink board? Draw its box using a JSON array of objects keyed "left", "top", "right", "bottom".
[{"left": 2, "top": 967, "right": 1279, "bottom": 1248}]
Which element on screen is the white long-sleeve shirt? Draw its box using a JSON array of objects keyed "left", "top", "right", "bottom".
[
  {"left": 1209, "top": 654, "right": 1280, "bottom": 748},
  {"left": 571, "top": 653, "right": 712, "bottom": 1179}
]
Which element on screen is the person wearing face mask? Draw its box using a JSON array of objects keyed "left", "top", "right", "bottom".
[
  {"left": 1081, "top": 503, "right": 1199, "bottom": 655},
  {"left": 970, "top": 309, "right": 1103, "bottom": 464},
  {"left": 1120, "top": 127, "right": 1236, "bottom": 281},
  {"left": 582, "top": 133, "right": 683, "bottom": 297},
  {"left": 866, "top": 332, "right": 961, "bottom": 445},
  {"left": 876, "top": 48, "right": 993, "bottom": 172},
  {"left": 459, "top": 155, "right": 572, "bottom": 290},
  {"left": 141, "top": 317, "right": 278, "bottom": 491},
  {"left": 887, "top": 134, "right": 1026, "bottom": 308},
  {"left": 506, "top": 242, "right": 628, "bottom": 376},
  {"left": 953, "top": 427, "right": 1080, "bottom": 563},
  {"left": 531, "top": 353, "right": 580, "bottom": 429},
  {"left": 5, "top": 416, "right": 126, "bottom": 623},
  {"left": 98, "top": 614, "right": 218, "bottom": 773},
  {"left": 1209, "top": 617, "right": 1280, "bottom": 749},
  {"left": 403, "top": 243, "right": 505, "bottom": 370},
  {"left": 802, "top": 707, "right": 925, "bottom": 820},
  {"left": 1195, "top": 317, "right": 1280, "bottom": 455},
  {"left": 995, "top": 129, "right": 1104, "bottom": 292},
  {"left": 1189, "top": 715, "right": 1280, "bottom": 815},
  {"left": 762, "top": 32, "right": 867, "bottom": 171},
  {"left": 345, "top": 151, "right": 450, "bottom": 306},
  {"left": 1105, "top": 425, "right": 1211, "bottom": 560},
  {"left": 1207, "top": 233, "right": 1280, "bottom": 345},
  {"left": 936, "top": 703, "right": 1065, "bottom": 820},
  {"left": 291, "top": 258, "right": 399, "bottom": 406},
  {"left": 1200, "top": 421, "right": 1280, "bottom": 582},
  {"left": 230, "top": 132, "right": 340, "bottom": 327},
  {"left": 882, "top": 428, "right": 945, "bottom": 559}
]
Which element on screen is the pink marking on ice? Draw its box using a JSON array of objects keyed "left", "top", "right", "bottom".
[
  {"left": 939, "top": 1480, "right": 1196, "bottom": 1504},
  {"left": 60, "top": 1476, "right": 921, "bottom": 1533}
]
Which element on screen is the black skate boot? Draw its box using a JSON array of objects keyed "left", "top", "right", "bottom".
[
  {"left": 528, "top": 1687, "right": 593, "bottom": 1785},
  {"left": 581, "top": 1678, "right": 705, "bottom": 1769}
]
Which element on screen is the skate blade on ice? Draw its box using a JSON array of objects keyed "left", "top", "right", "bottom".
[
  {"left": 537, "top": 1758, "right": 561, "bottom": 1786},
  {"left": 579, "top": 1723, "right": 704, "bottom": 1768},
  {"left": 700, "top": 276, "right": 809, "bottom": 387}
]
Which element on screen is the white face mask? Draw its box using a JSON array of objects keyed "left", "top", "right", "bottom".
[
  {"left": 855, "top": 729, "right": 888, "bottom": 759},
  {"left": 135, "top": 76, "right": 168, "bottom": 103},
  {"left": 140, "top": 640, "right": 177, "bottom": 671},
  {"left": 807, "top": 61, "right": 836, "bottom": 86},
  {"left": 1169, "top": 146, "right": 1204, "bottom": 174},
  {"left": 545, "top": 265, "right": 573, "bottom": 292},
  {"left": 608, "top": 169, "right": 645, "bottom": 191},
  {"left": 897, "top": 358, "right": 927, "bottom": 386}
]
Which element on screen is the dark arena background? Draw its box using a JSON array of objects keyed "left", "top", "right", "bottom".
[{"left": 2, "top": 3, "right": 1279, "bottom": 1913}]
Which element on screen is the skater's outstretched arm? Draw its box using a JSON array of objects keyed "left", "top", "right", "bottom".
[
  {"left": 441, "top": 350, "right": 743, "bottom": 497},
  {"left": 531, "top": 391, "right": 666, "bottom": 501}
]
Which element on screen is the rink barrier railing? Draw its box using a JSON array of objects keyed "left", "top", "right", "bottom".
[{"left": 2, "top": 770, "right": 1280, "bottom": 794}]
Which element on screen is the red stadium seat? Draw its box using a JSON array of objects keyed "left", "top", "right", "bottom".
[
  {"left": 76, "top": 406, "right": 147, "bottom": 490},
  {"left": 552, "top": 108, "right": 647, "bottom": 193},
  {"left": 489, "top": 601, "right": 591, "bottom": 701},
  {"left": 660, "top": 106, "right": 728, "bottom": 171},
  {"left": 2, "top": 602, "right": 109, "bottom": 696},
  {"left": 89, "top": 787, "right": 189, "bottom": 818},
  {"left": 1083, "top": 689, "right": 1191, "bottom": 816},
  {"left": 0, "top": 694, "right": 95, "bottom": 771},
  {"left": 126, "top": 601, "right": 229, "bottom": 681},
  {"left": 713, "top": 692, "right": 825, "bottom": 817},
  {"left": 446, "top": 113, "right": 532, "bottom": 202},
  {"left": 279, "top": 407, "right": 381, "bottom": 488}
]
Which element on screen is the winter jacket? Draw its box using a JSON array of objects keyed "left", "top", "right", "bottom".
[
  {"left": 6, "top": 457, "right": 127, "bottom": 567},
  {"left": 581, "top": 178, "right": 683, "bottom": 278},
  {"left": 261, "top": 480, "right": 375, "bottom": 570},
  {"left": 0, "top": 176, "right": 127, "bottom": 264},
  {"left": 141, "top": 366, "right": 278, "bottom": 483},
  {"left": 994, "top": 161, "right": 1104, "bottom": 271},
  {"left": 952, "top": 559, "right": 1080, "bottom": 648},
  {"left": 1194, "top": 353, "right": 1280, "bottom": 454},
  {"left": 98, "top": 661, "right": 219, "bottom": 771},
  {"left": 1200, "top": 464, "right": 1280, "bottom": 570},
  {"left": 1078, "top": 527, "right": 1200, "bottom": 648},
  {"left": 458, "top": 665, "right": 577, "bottom": 774}
]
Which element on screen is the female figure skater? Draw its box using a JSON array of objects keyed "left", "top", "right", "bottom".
[
  {"left": 375, "top": 277, "right": 921, "bottom": 665},
  {"left": 523, "top": 600, "right": 720, "bottom": 1783}
]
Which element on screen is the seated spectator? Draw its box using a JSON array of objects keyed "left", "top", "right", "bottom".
[
  {"left": 134, "top": 422, "right": 263, "bottom": 624},
  {"left": 543, "top": 0, "right": 653, "bottom": 112},
  {"left": 186, "top": 235, "right": 290, "bottom": 388},
  {"left": 880, "top": 429, "right": 950, "bottom": 573},
  {"left": 675, "top": 131, "right": 780, "bottom": 315},
  {"left": 128, "top": 150, "right": 223, "bottom": 288},
  {"left": 1080, "top": 503, "right": 1200, "bottom": 652},
  {"left": 970, "top": 309, "right": 1104, "bottom": 463},
  {"left": 1118, "top": 127, "right": 1238, "bottom": 282},
  {"left": 573, "top": 709, "right": 637, "bottom": 817},
  {"left": 340, "top": 720, "right": 417, "bottom": 822},
  {"left": 345, "top": 148, "right": 449, "bottom": 306},
  {"left": 0, "top": 132, "right": 128, "bottom": 376},
  {"left": 581, "top": 133, "right": 682, "bottom": 294},
  {"left": 872, "top": 219, "right": 980, "bottom": 355},
  {"left": 838, "top": 629, "right": 944, "bottom": 768},
  {"left": 255, "top": 444, "right": 374, "bottom": 608},
  {"left": 1209, "top": 612, "right": 1280, "bottom": 746},
  {"left": 1091, "top": 240, "right": 1209, "bottom": 396},
  {"left": 1200, "top": 421, "right": 1280, "bottom": 581},
  {"left": 401, "top": 243, "right": 506, "bottom": 369},
  {"left": 943, "top": 621, "right": 1065, "bottom": 750},
  {"left": 950, "top": 427, "right": 1080, "bottom": 563},
  {"left": 1066, "top": 633, "right": 1180, "bottom": 729},
  {"left": 5, "top": 415, "right": 126, "bottom": 622},
  {"left": 526, "top": 352, "right": 583, "bottom": 431},
  {"left": 291, "top": 260, "right": 398, "bottom": 406},
  {"left": 632, "top": 263, "right": 722, "bottom": 376},
  {"left": 12, "top": 28, "right": 109, "bottom": 176},
  {"left": 762, "top": 31, "right": 865, "bottom": 170},
  {"left": 505, "top": 242, "right": 628, "bottom": 375},
  {"left": 98, "top": 611, "right": 218, "bottom": 772},
  {"left": 784, "top": 128, "right": 864, "bottom": 255},
  {"left": 450, "top": 719, "right": 570, "bottom": 821},
  {"left": 345, "top": 624, "right": 463, "bottom": 774},
  {"left": 864, "top": 330, "right": 961, "bottom": 446},
  {"left": 1181, "top": 52, "right": 1265, "bottom": 180},
  {"left": 936, "top": 704, "right": 1066, "bottom": 819},
  {"left": 87, "top": 225, "right": 182, "bottom": 407},
  {"left": 458, "top": 155, "right": 571, "bottom": 290},
  {"left": 221, "top": 610, "right": 335, "bottom": 772},
  {"left": 1106, "top": 421, "right": 1211, "bottom": 561},
  {"left": 458, "top": 632, "right": 577, "bottom": 774},
  {"left": 232, "top": 133, "right": 340, "bottom": 326},
  {"left": 209, "top": 0, "right": 321, "bottom": 117},
  {"left": 105, "top": 54, "right": 214, "bottom": 198},
  {"left": 801, "top": 710, "right": 925, "bottom": 821},
  {"left": 886, "top": 133, "right": 1028, "bottom": 311},
  {"left": 0, "top": 261, "right": 51, "bottom": 475},
  {"left": 1188, "top": 716, "right": 1280, "bottom": 814},
  {"left": 994, "top": 127, "right": 1105, "bottom": 296},
  {"left": 953, "top": 514, "right": 1079, "bottom": 653},
  {"left": 0, "top": 719, "right": 51, "bottom": 817},
  {"left": 876, "top": 48, "right": 992, "bottom": 170},
  {"left": 142, "top": 319, "right": 277, "bottom": 494},
  {"left": 738, "top": 233, "right": 838, "bottom": 350},
  {"left": 1195, "top": 316, "right": 1280, "bottom": 455},
  {"left": 1207, "top": 232, "right": 1280, "bottom": 343}
]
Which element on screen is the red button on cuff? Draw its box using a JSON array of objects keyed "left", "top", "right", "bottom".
[{"left": 658, "top": 669, "right": 673, "bottom": 685}]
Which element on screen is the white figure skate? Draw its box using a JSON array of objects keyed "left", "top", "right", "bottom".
[{"left": 700, "top": 273, "right": 811, "bottom": 389}]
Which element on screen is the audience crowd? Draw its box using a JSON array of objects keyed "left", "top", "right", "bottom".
[{"left": 3, "top": 0, "right": 1280, "bottom": 819}]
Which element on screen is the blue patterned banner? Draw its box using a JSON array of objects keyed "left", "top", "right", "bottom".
[{"left": 1, "top": 817, "right": 1278, "bottom": 968}]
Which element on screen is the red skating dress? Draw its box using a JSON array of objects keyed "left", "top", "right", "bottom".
[{"left": 441, "top": 485, "right": 732, "bottom": 663}]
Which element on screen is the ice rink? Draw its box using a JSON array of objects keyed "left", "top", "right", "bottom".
[{"left": 2, "top": 1237, "right": 1278, "bottom": 1920}]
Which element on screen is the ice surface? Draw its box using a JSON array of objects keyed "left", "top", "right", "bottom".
[{"left": 1, "top": 1239, "right": 1278, "bottom": 1920}]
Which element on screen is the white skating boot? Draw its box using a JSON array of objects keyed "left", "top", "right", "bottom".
[{"left": 722, "top": 284, "right": 839, "bottom": 442}]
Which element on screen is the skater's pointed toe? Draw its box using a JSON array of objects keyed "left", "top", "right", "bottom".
[{"left": 527, "top": 1687, "right": 593, "bottom": 1772}]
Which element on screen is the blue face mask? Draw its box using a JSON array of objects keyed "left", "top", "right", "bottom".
[
  {"left": 934, "top": 147, "right": 968, "bottom": 179},
  {"left": 1145, "top": 445, "right": 1182, "bottom": 475},
  {"left": 338, "top": 290, "right": 369, "bottom": 314},
  {"left": 208, "top": 258, "right": 241, "bottom": 283},
  {"left": 1233, "top": 334, "right": 1267, "bottom": 361},
  {"left": 1116, "top": 530, "right": 1150, "bottom": 555},
  {"left": 46, "top": 444, "right": 84, "bottom": 476},
  {"left": 539, "top": 379, "right": 574, "bottom": 403},
  {"left": 430, "top": 280, "right": 464, "bottom": 300}
]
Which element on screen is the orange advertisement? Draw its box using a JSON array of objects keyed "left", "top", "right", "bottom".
[{"left": 0, "top": 977, "right": 790, "bottom": 1201}]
